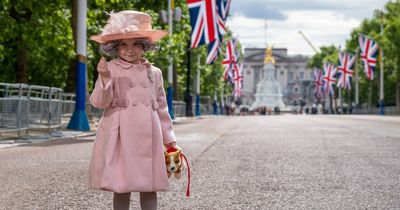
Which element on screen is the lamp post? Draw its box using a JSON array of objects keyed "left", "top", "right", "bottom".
[{"left": 67, "top": 0, "right": 90, "bottom": 131}]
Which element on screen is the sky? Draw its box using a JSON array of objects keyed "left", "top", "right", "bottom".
[{"left": 226, "top": 0, "right": 389, "bottom": 56}]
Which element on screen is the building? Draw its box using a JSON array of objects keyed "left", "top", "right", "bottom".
[{"left": 242, "top": 47, "right": 314, "bottom": 108}]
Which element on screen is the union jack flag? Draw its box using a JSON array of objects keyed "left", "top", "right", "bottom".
[
  {"left": 313, "top": 68, "right": 324, "bottom": 98},
  {"left": 206, "top": 0, "right": 232, "bottom": 64},
  {"left": 216, "top": 0, "right": 231, "bottom": 35},
  {"left": 233, "top": 63, "right": 243, "bottom": 97},
  {"left": 222, "top": 39, "right": 239, "bottom": 84},
  {"left": 187, "top": 0, "right": 219, "bottom": 48},
  {"left": 337, "top": 52, "right": 355, "bottom": 90},
  {"left": 358, "top": 34, "right": 378, "bottom": 80},
  {"left": 206, "top": 39, "right": 221, "bottom": 64},
  {"left": 323, "top": 62, "right": 337, "bottom": 96}
]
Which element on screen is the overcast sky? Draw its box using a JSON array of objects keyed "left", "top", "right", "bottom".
[{"left": 226, "top": 0, "right": 389, "bottom": 55}]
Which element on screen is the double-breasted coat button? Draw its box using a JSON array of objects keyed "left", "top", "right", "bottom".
[
  {"left": 143, "top": 100, "right": 150, "bottom": 106},
  {"left": 129, "top": 82, "right": 135, "bottom": 87},
  {"left": 132, "top": 101, "right": 138, "bottom": 106},
  {"left": 141, "top": 82, "right": 147, "bottom": 88}
]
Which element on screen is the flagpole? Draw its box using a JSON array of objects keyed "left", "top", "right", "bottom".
[
  {"left": 167, "top": 0, "right": 175, "bottom": 119},
  {"left": 185, "top": 40, "right": 193, "bottom": 117},
  {"left": 349, "top": 84, "right": 352, "bottom": 114},
  {"left": 195, "top": 56, "right": 201, "bottom": 117},
  {"left": 368, "top": 80, "right": 372, "bottom": 113},
  {"left": 67, "top": 0, "right": 90, "bottom": 131},
  {"left": 355, "top": 47, "right": 359, "bottom": 111},
  {"left": 379, "top": 14, "right": 384, "bottom": 115},
  {"left": 339, "top": 87, "right": 342, "bottom": 114}
]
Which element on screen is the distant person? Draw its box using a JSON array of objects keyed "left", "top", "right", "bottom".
[
  {"left": 311, "top": 104, "right": 318, "bottom": 114},
  {"left": 213, "top": 100, "right": 218, "bottom": 115},
  {"left": 88, "top": 11, "right": 180, "bottom": 210},
  {"left": 274, "top": 106, "right": 280, "bottom": 115},
  {"left": 260, "top": 106, "right": 267, "bottom": 115}
]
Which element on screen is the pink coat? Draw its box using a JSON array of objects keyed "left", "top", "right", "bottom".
[{"left": 88, "top": 58, "right": 176, "bottom": 193}]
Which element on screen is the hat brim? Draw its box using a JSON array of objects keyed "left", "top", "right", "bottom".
[{"left": 90, "top": 30, "right": 168, "bottom": 44}]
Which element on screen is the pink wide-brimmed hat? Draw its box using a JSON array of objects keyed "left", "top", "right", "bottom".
[{"left": 90, "top": 11, "right": 168, "bottom": 44}]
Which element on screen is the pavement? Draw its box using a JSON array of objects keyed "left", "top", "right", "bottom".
[{"left": 1, "top": 115, "right": 400, "bottom": 209}]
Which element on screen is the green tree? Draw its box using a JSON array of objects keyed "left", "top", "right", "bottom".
[
  {"left": 307, "top": 45, "right": 339, "bottom": 69},
  {"left": 382, "top": 0, "right": 400, "bottom": 106},
  {"left": 0, "top": 0, "right": 73, "bottom": 86}
]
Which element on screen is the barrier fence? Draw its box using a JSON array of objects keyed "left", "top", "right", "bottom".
[{"left": 0, "top": 83, "right": 64, "bottom": 136}]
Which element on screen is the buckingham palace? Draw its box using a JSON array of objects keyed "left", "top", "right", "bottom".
[{"left": 241, "top": 47, "right": 314, "bottom": 108}]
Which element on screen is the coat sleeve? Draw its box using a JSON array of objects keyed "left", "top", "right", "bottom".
[
  {"left": 156, "top": 70, "right": 176, "bottom": 145},
  {"left": 89, "top": 75, "right": 114, "bottom": 109}
]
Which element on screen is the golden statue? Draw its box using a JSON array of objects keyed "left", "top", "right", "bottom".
[{"left": 264, "top": 46, "right": 275, "bottom": 64}]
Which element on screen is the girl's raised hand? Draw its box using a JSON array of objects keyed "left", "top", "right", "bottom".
[
  {"left": 97, "top": 57, "right": 111, "bottom": 84},
  {"left": 97, "top": 57, "right": 110, "bottom": 79}
]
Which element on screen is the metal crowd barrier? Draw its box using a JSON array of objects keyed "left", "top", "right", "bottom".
[
  {"left": 0, "top": 83, "right": 63, "bottom": 136},
  {"left": 354, "top": 106, "right": 400, "bottom": 115},
  {"left": 0, "top": 83, "right": 29, "bottom": 135},
  {"left": 173, "top": 101, "right": 186, "bottom": 117},
  {"left": 28, "top": 85, "right": 63, "bottom": 130}
]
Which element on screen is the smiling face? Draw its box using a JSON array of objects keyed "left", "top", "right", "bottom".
[{"left": 117, "top": 38, "right": 144, "bottom": 64}]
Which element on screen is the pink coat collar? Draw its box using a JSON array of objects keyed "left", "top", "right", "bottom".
[{"left": 113, "top": 57, "right": 152, "bottom": 69}]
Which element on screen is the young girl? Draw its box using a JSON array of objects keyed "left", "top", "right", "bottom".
[{"left": 88, "top": 11, "right": 177, "bottom": 210}]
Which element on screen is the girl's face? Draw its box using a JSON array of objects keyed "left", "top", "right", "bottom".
[{"left": 117, "top": 38, "right": 144, "bottom": 64}]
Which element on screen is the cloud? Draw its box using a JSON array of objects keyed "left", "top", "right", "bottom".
[
  {"left": 230, "top": 0, "right": 386, "bottom": 20},
  {"left": 227, "top": 10, "right": 360, "bottom": 55},
  {"left": 230, "top": 1, "right": 287, "bottom": 20}
]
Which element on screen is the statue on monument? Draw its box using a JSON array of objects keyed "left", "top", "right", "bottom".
[
  {"left": 264, "top": 46, "right": 275, "bottom": 65},
  {"left": 251, "top": 45, "right": 286, "bottom": 111}
]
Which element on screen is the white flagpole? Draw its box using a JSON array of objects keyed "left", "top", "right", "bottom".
[
  {"left": 379, "top": 14, "right": 384, "bottom": 115},
  {"left": 167, "top": 0, "right": 175, "bottom": 119}
]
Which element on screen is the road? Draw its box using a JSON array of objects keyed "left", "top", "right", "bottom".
[{"left": 1, "top": 115, "right": 400, "bottom": 209}]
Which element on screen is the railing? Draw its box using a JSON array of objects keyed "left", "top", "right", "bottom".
[
  {"left": 0, "top": 83, "right": 29, "bottom": 135},
  {"left": 0, "top": 83, "right": 63, "bottom": 136},
  {"left": 353, "top": 106, "right": 400, "bottom": 115}
]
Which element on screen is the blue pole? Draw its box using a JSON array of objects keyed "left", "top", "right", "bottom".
[
  {"left": 379, "top": 100, "right": 384, "bottom": 115},
  {"left": 67, "top": 0, "right": 89, "bottom": 131},
  {"left": 67, "top": 60, "right": 90, "bottom": 131},
  {"left": 167, "top": 86, "right": 174, "bottom": 119},
  {"left": 195, "top": 94, "right": 201, "bottom": 116}
]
